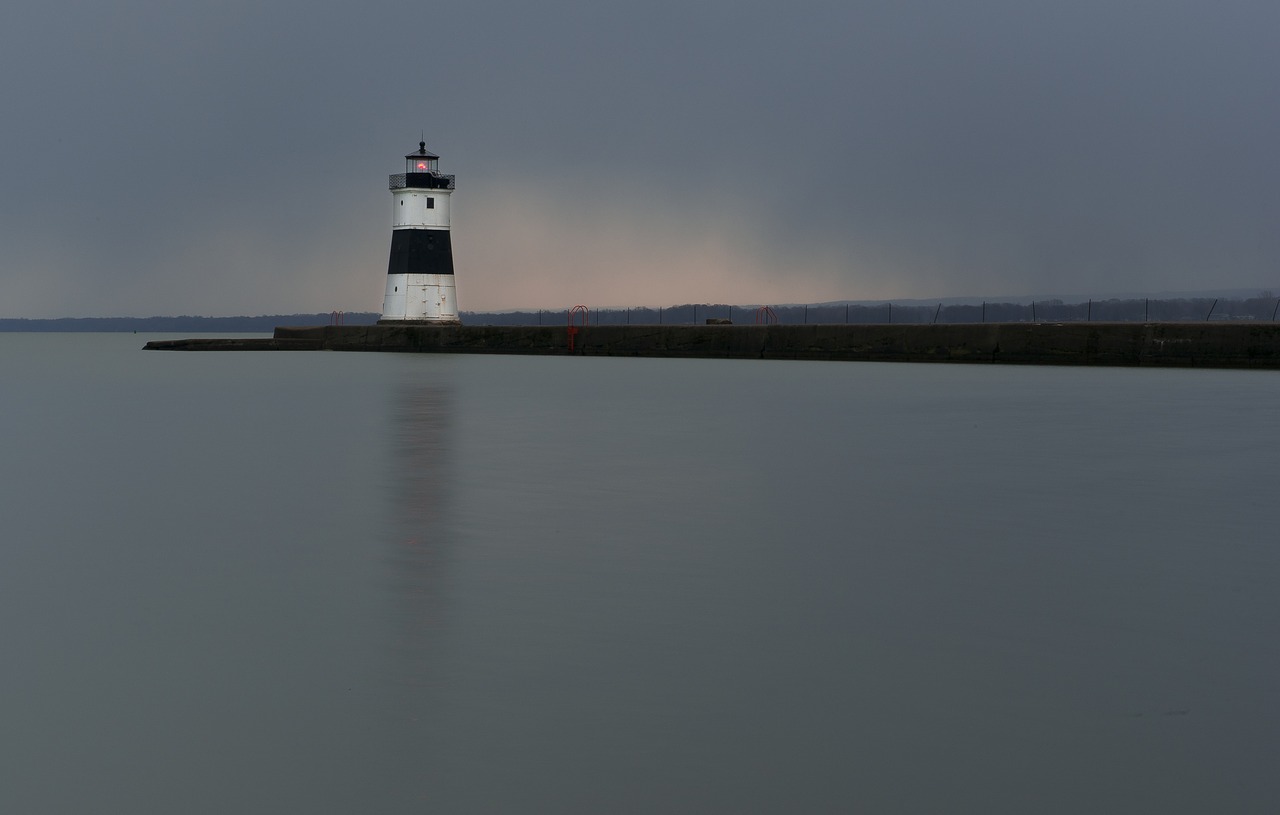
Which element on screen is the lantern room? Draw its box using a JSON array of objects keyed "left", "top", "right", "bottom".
[{"left": 406, "top": 142, "right": 439, "bottom": 174}]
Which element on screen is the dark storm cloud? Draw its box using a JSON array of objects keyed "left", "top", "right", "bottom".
[{"left": 2, "top": 0, "right": 1277, "bottom": 315}]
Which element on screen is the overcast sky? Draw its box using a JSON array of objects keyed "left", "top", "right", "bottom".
[{"left": 2, "top": 0, "right": 1278, "bottom": 316}]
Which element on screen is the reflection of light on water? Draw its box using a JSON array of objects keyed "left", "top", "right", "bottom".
[{"left": 384, "top": 381, "right": 455, "bottom": 687}]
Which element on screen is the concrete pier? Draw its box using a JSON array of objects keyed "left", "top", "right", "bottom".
[{"left": 143, "top": 322, "right": 1280, "bottom": 369}]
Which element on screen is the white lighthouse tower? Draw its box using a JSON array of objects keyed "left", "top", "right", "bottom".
[{"left": 379, "top": 141, "right": 460, "bottom": 324}]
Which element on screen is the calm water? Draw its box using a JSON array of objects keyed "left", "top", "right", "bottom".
[{"left": 2, "top": 333, "right": 1278, "bottom": 813}]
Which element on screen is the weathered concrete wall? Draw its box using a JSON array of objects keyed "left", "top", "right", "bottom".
[{"left": 145, "top": 322, "right": 1280, "bottom": 369}]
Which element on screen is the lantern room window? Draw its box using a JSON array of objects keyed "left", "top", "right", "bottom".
[{"left": 405, "top": 142, "right": 440, "bottom": 174}]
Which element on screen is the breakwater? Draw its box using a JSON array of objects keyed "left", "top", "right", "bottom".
[{"left": 143, "top": 322, "right": 1280, "bottom": 368}]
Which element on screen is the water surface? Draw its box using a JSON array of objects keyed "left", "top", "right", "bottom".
[{"left": 2, "top": 334, "right": 1278, "bottom": 812}]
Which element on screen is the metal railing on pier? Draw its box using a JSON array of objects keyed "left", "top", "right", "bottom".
[{"left": 459, "top": 296, "right": 1280, "bottom": 326}]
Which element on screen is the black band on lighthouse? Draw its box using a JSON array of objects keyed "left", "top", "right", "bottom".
[{"left": 387, "top": 229, "right": 454, "bottom": 276}]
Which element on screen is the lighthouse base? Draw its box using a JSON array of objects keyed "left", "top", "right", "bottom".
[
  {"left": 377, "top": 318, "right": 462, "bottom": 326},
  {"left": 380, "top": 273, "right": 460, "bottom": 324}
]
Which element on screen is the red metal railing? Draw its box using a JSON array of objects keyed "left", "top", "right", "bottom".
[{"left": 567, "top": 305, "right": 589, "bottom": 350}]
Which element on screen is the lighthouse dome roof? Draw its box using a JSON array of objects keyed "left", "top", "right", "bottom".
[{"left": 405, "top": 141, "right": 439, "bottom": 160}]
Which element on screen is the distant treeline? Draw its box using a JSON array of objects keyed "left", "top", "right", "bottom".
[
  {"left": 466, "top": 295, "right": 1280, "bottom": 326},
  {"left": 5, "top": 295, "right": 1280, "bottom": 331},
  {"left": 0, "top": 313, "right": 381, "bottom": 332}
]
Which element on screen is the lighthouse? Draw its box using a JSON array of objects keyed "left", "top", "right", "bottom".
[{"left": 379, "top": 141, "right": 460, "bottom": 324}]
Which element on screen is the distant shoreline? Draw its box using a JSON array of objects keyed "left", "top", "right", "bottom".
[
  {"left": 0, "top": 314, "right": 381, "bottom": 333},
  {"left": 7, "top": 292, "right": 1280, "bottom": 332}
]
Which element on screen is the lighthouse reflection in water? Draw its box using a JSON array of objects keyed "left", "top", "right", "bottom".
[{"left": 382, "top": 381, "right": 455, "bottom": 690}]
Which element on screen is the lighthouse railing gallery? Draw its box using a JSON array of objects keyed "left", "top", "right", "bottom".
[{"left": 388, "top": 173, "right": 456, "bottom": 191}]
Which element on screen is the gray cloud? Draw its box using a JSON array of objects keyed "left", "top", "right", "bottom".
[{"left": 2, "top": 0, "right": 1277, "bottom": 316}]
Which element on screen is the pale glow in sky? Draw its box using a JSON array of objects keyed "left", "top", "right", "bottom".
[{"left": 1, "top": 1, "right": 1277, "bottom": 317}]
